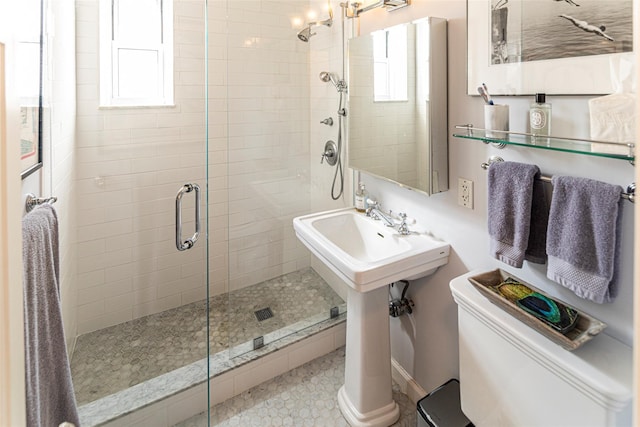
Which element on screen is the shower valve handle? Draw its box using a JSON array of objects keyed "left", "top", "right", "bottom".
[
  {"left": 320, "top": 148, "right": 334, "bottom": 164},
  {"left": 320, "top": 140, "right": 338, "bottom": 166}
]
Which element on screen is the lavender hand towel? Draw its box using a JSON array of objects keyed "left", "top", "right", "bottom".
[
  {"left": 488, "top": 161, "right": 542, "bottom": 268},
  {"left": 22, "top": 205, "right": 80, "bottom": 427},
  {"left": 546, "top": 176, "right": 622, "bottom": 303}
]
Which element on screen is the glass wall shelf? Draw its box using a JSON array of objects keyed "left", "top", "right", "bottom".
[{"left": 453, "top": 124, "right": 635, "bottom": 164}]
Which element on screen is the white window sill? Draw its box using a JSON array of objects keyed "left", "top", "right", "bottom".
[{"left": 98, "top": 104, "right": 177, "bottom": 110}]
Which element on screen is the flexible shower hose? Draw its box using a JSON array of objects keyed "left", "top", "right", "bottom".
[{"left": 331, "top": 91, "right": 345, "bottom": 200}]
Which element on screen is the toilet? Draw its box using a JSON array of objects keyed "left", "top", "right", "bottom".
[{"left": 450, "top": 272, "right": 633, "bottom": 427}]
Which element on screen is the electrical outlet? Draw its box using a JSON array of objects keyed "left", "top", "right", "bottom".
[{"left": 458, "top": 178, "right": 474, "bottom": 209}]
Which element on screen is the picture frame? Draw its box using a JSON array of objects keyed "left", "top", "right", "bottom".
[
  {"left": 19, "top": 0, "right": 43, "bottom": 180},
  {"left": 20, "top": 105, "right": 41, "bottom": 179},
  {"left": 467, "top": 0, "right": 634, "bottom": 96}
]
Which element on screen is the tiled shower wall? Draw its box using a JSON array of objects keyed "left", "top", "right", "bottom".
[
  {"left": 73, "top": 0, "right": 321, "bottom": 335},
  {"left": 221, "top": 1, "right": 313, "bottom": 293},
  {"left": 75, "top": 0, "right": 209, "bottom": 335},
  {"left": 46, "top": 0, "right": 78, "bottom": 351}
]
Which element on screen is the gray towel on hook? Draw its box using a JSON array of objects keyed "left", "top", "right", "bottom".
[
  {"left": 488, "top": 161, "right": 545, "bottom": 268},
  {"left": 22, "top": 205, "right": 80, "bottom": 427},
  {"left": 546, "top": 176, "right": 622, "bottom": 304}
]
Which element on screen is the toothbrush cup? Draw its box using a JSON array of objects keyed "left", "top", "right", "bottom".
[{"left": 484, "top": 104, "right": 509, "bottom": 139}]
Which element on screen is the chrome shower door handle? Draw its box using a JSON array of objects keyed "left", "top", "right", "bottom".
[{"left": 175, "top": 183, "right": 201, "bottom": 251}]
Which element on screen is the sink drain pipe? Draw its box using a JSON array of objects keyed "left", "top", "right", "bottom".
[{"left": 389, "top": 280, "right": 414, "bottom": 317}]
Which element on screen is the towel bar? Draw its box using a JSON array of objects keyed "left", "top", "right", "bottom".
[
  {"left": 480, "top": 157, "right": 635, "bottom": 203},
  {"left": 25, "top": 193, "right": 58, "bottom": 212}
]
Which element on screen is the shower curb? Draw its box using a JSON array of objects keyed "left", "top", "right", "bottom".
[{"left": 79, "top": 313, "right": 346, "bottom": 427}]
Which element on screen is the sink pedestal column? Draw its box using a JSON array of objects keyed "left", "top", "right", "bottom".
[{"left": 338, "top": 286, "right": 399, "bottom": 427}]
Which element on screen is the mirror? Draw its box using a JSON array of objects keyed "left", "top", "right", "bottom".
[
  {"left": 18, "top": 0, "right": 44, "bottom": 179},
  {"left": 348, "top": 17, "right": 448, "bottom": 195}
]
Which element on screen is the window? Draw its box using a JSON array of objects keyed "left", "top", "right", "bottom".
[
  {"left": 99, "top": 0, "right": 173, "bottom": 107},
  {"left": 372, "top": 24, "right": 408, "bottom": 102}
]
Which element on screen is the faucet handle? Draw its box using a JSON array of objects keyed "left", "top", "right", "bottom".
[
  {"left": 397, "top": 212, "right": 416, "bottom": 224},
  {"left": 396, "top": 212, "right": 415, "bottom": 235},
  {"left": 365, "top": 198, "right": 378, "bottom": 216}
]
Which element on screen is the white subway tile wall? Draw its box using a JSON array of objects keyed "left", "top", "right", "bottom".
[
  {"left": 47, "top": 1, "right": 79, "bottom": 352},
  {"left": 73, "top": 0, "right": 320, "bottom": 335}
]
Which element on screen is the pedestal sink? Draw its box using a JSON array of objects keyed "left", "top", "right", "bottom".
[{"left": 293, "top": 208, "right": 450, "bottom": 427}]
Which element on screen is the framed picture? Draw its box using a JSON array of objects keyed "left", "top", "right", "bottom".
[
  {"left": 467, "top": 0, "right": 634, "bottom": 95},
  {"left": 20, "top": 106, "right": 41, "bottom": 178},
  {"left": 19, "top": 0, "right": 43, "bottom": 179}
]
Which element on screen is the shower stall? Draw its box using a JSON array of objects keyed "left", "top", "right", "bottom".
[{"left": 63, "top": 0, "right": 348, "bottom": 424}]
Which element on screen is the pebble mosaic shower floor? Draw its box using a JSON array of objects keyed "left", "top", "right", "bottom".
[
  {"left": 177, "top": 347, "right": 417, "bottom": 427},
  {"left": 71, "top": 268, "right": 344, "bottom": 405}
]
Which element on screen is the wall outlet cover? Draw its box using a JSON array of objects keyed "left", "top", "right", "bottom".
[{"left": 458, "top": 178, "right": 473, "bottom": 209}]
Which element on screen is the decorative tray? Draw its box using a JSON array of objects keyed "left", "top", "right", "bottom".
[{"left": 468, "top": 269, "right": 606, "bottom": 351}]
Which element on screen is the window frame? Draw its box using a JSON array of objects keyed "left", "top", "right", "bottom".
[{"left": 99, "top": 0, "right": 174, "bottom": 107}]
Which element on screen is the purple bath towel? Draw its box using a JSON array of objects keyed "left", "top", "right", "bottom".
[
  {"left": 22, "top": 205, "right": 80, "bottom": 427},
  {"left": 546, "top": 176, "right": 622, "bottom": 303},
  {"left": 488, "top": 161, "right": 547, "bottom": 268}
]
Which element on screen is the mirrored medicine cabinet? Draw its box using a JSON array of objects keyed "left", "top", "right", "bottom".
[{"left": 348, "top": 17, "right": 448, "bottom": 195}]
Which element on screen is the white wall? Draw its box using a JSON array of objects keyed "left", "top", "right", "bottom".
[
  {"left": 349, "top": 0, "right": 635, "bottom": 395},
  {"left": 0, "top": 0, "right": 28, "bottom": 420}
]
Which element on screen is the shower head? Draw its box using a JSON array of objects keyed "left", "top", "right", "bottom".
[
  {"left": 297, "top": 25, "right": 314, "bottom": 42},
  {"left": 319, "top": 71, "right": 346, "bottom": 92},
  {"left": 296, "top": 15, "right": 333, "bottom": 43},
  {"left": 319, "top": 71, "right": 336, "bottom": 85}
]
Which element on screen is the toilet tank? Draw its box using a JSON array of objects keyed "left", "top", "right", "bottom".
[{"left": 450, "top": 272, "right": 632, "bottom": 427}]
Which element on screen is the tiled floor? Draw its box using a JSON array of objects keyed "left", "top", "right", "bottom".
[
  {"left": 177, "top": 347, "right": 417, "bottom": 427},
  {"left": 71, "top": 268, "right": 344, "bottom": 405}
]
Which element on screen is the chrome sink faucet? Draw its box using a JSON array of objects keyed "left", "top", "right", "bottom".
[
  {"left": 366, "top": 202, "right": 395, "bottom": 227},
  {"left": 365, "top": 200, "right": 412, "bottom": 235}
]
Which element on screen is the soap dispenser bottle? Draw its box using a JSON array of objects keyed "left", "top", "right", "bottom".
[
  {"left": 529, "top": 93, "right": 551, "bottom": 136},
  {"left": 355, "top": 183, "right": 368, "bottom": 212}
]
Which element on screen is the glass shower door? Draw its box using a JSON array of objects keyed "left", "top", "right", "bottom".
[{"left": 68, "top": 0, "right": 210, "bottom": 422}]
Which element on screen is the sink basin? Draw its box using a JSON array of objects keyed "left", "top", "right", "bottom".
[{"left": 293, "top": 208, "right": 450, "bottom": 292}]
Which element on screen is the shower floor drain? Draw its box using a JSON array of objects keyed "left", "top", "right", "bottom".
[{"left": 254, "top": 307, "right": 274, "bottom": 321}]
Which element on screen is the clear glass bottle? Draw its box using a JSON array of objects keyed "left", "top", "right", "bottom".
[
  {"left": 355, "top": 183, "right": 368, "bottom": 212},
  {"left": 529, "top": 93, "right": 551, "bottom": 137}
]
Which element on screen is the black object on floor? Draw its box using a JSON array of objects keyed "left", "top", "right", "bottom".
[{"left": 417, "top": 379, "right": 473, "bottom": 427}]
